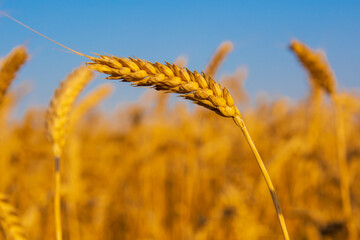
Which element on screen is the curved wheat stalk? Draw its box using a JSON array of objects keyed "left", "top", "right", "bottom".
[
  {"left": 0, "top": 46, "right": 28, "bottom": 104},
  {"left": 0, "top": 194, "right": 27, "bottom": 240},
  {"left": 46, "top": 66, "right": 94, "bottom": 240},
  {"left": 87, "top": 55, "right": 290, "bottom": 240}
]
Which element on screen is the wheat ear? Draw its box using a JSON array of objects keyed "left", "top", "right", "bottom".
[
  {"left": 289, "top": 40, "right": 336, "bottom": 95},
  {"left": 290, "top": 39, "right": 356, "bottom": 240},
  {"left": 0, "top": 46, "right": 28, "bottom": 104},
  {"left": 205, "top": 41, "right": 234, "bottom": 77},
  {"left": 87, "top": 55, "right": 290, "bottom": 240},
  {"left": 46, "top": 66, "right": 93, "bottom": 240},
  {"left": 0, "top": 194, "right": 27, "bottom": 240}
]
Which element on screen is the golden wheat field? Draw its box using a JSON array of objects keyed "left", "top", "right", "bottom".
[{"left": 1, "top": 13, "right": 360, "bottom": 240}]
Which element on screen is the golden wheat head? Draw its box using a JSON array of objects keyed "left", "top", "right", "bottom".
[
  {"left": 46, "top": 66, "right": 93, "bottom": 157},
  {"left": 290, "top": 39, "right": 336, "bottom": 95},
  {"left": 87, "top": 55, "right": 241, "bottom": 119},
  {"left": 0, "top": 194, "right": 27, "bottom": 240},
  {"left": 205, "top": 41, "right": 234, "bottom": 77},
  {"left": 0, "top": 46, "right": 28, "bottom": 103}
]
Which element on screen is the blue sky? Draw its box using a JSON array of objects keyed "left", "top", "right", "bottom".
[{"left": 1, "top": 1, "right": 360, "bottom": 112}]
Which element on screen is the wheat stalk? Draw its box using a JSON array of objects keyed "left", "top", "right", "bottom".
[
  {"left": 0, "top": 194, "right": 27, "bottom": 240},
  {"left": 46, "top": 66, "right": 93, "bottom": 240},
  {"left": 87, "top": 55, "right": 290, "bottom": 240},
  {"left": 290, "top": 39, "right": 357, "bottom": 240},
  {"left": 0, "top": 46, "right": 28, "bottom": 104}
]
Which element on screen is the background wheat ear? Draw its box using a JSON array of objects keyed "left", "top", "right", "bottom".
[
  {"left": 46, "top": 66, "right": 94, "bottom": 240},
  {"left": 205, "top": 41, "right": 234, "bottom": 78},
  {"left": 0, "top": 194, "right": 27, "bottom": 240},
  {"left": 289, "top": 39, "right": 336, "bottom": 95},
  {"left": 290, "top": 39, "right": 357, "bottom": 240},
  {"left": 46, "top": 66, "right": 94, "bottom": 157},
  {"left": 86, "top": 55, "right": 290, "bottom": 240},
  {"left": 0, "top": 46, "right": 28, "bottom": 105},
  {"left": 0, "top": 46, "right": 28, "bottom": 240}
]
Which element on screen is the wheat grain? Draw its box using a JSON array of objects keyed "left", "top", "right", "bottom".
[
  {"left": 153, "top": 56, "right": 187, "bottom": 118},
  {"left": 222, "top": 67, "right": 248, "bottom": 104}
]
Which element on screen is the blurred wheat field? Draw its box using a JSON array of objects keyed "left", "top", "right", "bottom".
[{"left": 0, "top": 39, "right": 360, "bottom": 240}]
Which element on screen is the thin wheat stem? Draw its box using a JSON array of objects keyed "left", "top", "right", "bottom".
[
  {"left": 234, "top": 115, "right": 290, "bottom": 240},
  {"left": 330, "top": 94, "right": 357, "bottom": 240},
  {"left": 55, "top": 163, "right": 62, "bottom": 240},
  {"left": 54, "top": 145, "right": 62, "bottom": 240}
]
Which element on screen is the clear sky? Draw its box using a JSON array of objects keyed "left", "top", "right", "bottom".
[{"left": 1, "top": 1, "right": 360, "bottom": 112}]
